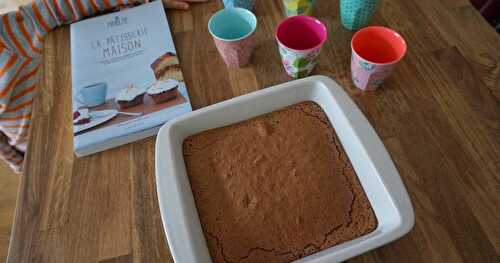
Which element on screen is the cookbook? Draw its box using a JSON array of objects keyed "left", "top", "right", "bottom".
[{"left": 70, "top": 0, "right": 191, "bottom": 157}]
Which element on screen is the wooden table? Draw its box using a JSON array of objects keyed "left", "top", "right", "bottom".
[{"left": 8, "top": 0, "right": 500, "bottom": 262}]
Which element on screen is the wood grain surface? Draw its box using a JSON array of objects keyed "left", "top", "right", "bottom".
[
  {"left": 0, "top": 162, "right": 19, "bottom": 262},
  {"left": 7, "top": 0, "right": 500, "bottom": 262}
]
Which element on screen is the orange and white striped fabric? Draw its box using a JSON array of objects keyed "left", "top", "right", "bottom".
[{"left": 0, "top": 0, "right": 145, "bottom": 173}]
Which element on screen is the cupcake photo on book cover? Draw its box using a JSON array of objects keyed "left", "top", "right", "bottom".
[
  {"left": 116, "top": 84, "right": 146, "bottom": 109},
  {"left": 70, "top": 0, "right": 192, "bottom": 156},
  {"left": 72, "top": 72, "right": 188, "bottom": 136},
  {"left": 147, "top": 79, "right": 180, "bottom": 104}
]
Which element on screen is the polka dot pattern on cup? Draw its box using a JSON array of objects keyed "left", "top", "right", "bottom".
[{"left": 340, "top": 0, "right": 379, "bottom": 31}]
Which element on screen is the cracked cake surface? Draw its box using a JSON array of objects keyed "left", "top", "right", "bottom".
[{"left": 182, "top": 101, "right": 378, "bottom": 263}]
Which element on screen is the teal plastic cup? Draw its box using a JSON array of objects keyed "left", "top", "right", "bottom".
[{"left": 340, "top": 0, "right": 379, "bottom": 31}]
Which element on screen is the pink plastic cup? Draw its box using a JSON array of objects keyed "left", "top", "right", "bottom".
[
  {"left": 275, "top": 16, "right": 328, "bottom": 78},
  {"left": 351, "top": 26, "right": 407, "bottom": 90},
  {"left": 208, "top": 8, "right": 258, "bottom": 68}
]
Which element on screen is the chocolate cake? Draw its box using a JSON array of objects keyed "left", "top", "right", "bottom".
[
  {"left": 115, "top": 84, "right": 145, "bottom": 109},
  {"left": 183, "top": 101, "right": 378, "bottom": 263},
  {"left": 147, "top": 79, "right": 179, "bottom": 104}
]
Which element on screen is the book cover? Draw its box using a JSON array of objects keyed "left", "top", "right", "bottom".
[{"left": 70, "top": 0, "right": 191, "bottom": 156}]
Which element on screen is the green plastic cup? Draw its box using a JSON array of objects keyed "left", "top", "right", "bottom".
[
  {"left": 340, "top": 0, "right": 379, "bottom": 31},
  {"left": 282, "top": 0, "right": 316, "bottom": 17}
]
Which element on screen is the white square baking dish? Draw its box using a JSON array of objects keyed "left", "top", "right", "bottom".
[{"left": 155, "top": 75, "right": 414, "bottom": 263}]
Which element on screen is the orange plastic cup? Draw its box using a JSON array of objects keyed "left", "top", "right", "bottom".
[{"left": 350, "top": 26, "right": 407, "bottom": 90}]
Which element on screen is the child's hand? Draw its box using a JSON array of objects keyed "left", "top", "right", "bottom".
[{"left": 162, "top": 0, "right": 209, "bottom": 10}]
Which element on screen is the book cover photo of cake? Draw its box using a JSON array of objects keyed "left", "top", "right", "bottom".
[{"left": 70, "top": 0, "right": 192, "bottom": 156}]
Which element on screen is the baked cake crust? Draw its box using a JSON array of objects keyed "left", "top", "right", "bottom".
[{"left": 183, "top": 101, "right": 378, "bottom": 263}]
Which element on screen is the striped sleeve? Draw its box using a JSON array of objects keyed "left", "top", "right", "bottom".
[
  {"left": 42, "top": 0, "right": 145, "bottom": 24},
  {"left": 52, "top": 0, "right": 147, "bottom": 23},
  {"left": 0, "top": 48, "right": 39, "bottom": 173},
  {"left": 0, "top": 0, "right": 145, "bottom": 58}
]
